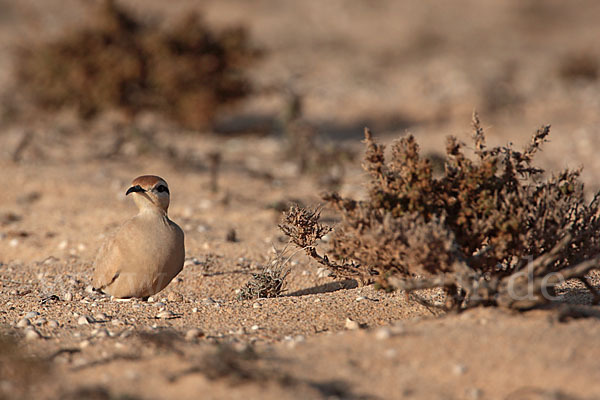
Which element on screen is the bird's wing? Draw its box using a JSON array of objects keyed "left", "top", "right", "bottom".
[{"left": 92, "top": 231, "right": 122, "bottom": 291}]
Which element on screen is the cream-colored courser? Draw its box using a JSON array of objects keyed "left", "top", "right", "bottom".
[{"left": 93, "top": 175, "right": 185, "bottom": 298}]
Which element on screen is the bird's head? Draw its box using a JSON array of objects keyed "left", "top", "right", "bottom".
[{"left": 126, "top": 175, "right": 171, "bottom": 213}]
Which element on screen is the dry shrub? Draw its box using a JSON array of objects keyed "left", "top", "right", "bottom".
[
  {"left": 559, "top": 52, "right": 599, "bottom": 82},
  {"left": 15, "top": 0, "right": 259, "bottom": 129},
  {"left": 280, "top": 114, "right": 600, "bottom": 310},
  {"left": 238, "top": 256, "right": 289, "bottom": 300}
]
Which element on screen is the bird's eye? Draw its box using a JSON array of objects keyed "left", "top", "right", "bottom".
[{"left": 156, "top": 185, "right": 169, "bottom": 194}]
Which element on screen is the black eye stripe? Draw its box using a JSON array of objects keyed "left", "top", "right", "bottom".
[{"left": 155, "top": 185, "right": 169, "bottom": 194}]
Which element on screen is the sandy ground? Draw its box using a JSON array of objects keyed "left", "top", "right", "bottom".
[{"left": 2, "top": 1, "right": 600, "bottom": 399}]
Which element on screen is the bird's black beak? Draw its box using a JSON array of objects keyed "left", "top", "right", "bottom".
[{"left": 126, "top": 185, "right": 146, "bottom": 196}]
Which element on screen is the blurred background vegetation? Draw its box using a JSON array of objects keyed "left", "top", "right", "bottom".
[{"left": 0, "top": 0, "right": 599, "bottom": 185}]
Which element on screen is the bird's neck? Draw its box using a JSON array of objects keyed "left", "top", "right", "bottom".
[{"left": 137, "top": 205, "right": 168, "bottom": 218}]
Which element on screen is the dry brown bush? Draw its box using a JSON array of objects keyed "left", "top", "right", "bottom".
[
  {"left": 238, "top": 256, "right": 289, "bottom": 300},
  {"left": 15, "top": 0, "right": 259, "bottom": 129},
  {"left": 280, "top": 114, "right": 600, "bottom": 311}
]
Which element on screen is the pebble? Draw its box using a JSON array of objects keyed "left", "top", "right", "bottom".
[
  {"left": 58, "top": 240, "right": 68, "bottom": 250},
  {"left": 384, "top": 348, "right": 397, "bottom": 359},
  {"left": 24, "top": 328, "right": 41, "bottom": 340},
  {"left": 16, "top": 318, "right": 31, "bottom": 328},
  {"left": 94, "top": 312, "right": 108, "bottom": 321},
  {"left": 355, "top": 296, "right": 366, "bottom": 302},
  {"left": 147, "top": 296, "right": 155, "bottom": 302},
  {"left": 252, "top": 302, "right": 261, "bottom": 309},
  {"left": 183, "top": 258, "right": 200, "bottom": 268},
  {"left": 9, "top": 239, "right": 19, "bottom": 247},
  {"left": 47, "top": 320, "right": 59, "bottom": 328},
  {"left": 78, "top": 315, "right": 93, "bottom": 325},
  {"left": 250, "top": 325, "right": 259, "bottom": 331},
  {"left": 153, "top": 302, "right": 166, "bottom": 308},
  {"left": 466, "top": 388, "right": 483, "bottom": 400},
  {"left": 111, "top": 319, "right": 124, "bottom": 326},
  {"left": 85, "top": 285, "right": 95, "bottom": 294},
  {"left": 23, "top": 311, "right": 40, "bottom": 319},
  {"left": 79, "top": 340, "right": 90, "bottom": 349},
  {"left": 63, "top": 292, "right": 73, "bottom": 301},
  {"left": 156, "top": 310, "right": 175, "bottom": 319},
  {"left": 375, "top": 327, "right": 392, "bottom": 340},
  {"left": 453, "top": 363, "right": 468, "bottom": 376},
  {"left": 191, "top": 307, "right": 198, "bottom": 313},
  {"left": 345, "top": 318, "right": 360, "bottom": 330},
  {"left": 375, "top": 324, "right": 405, "bottom": 340},
  {"left": 185, "top": 328, "right": 204, "bottom": 341},
  {"left": 167, "top": 292, "right": 183, "bottom": 302},
  {"left": 33, "top": 317, "right": 46, "bottom": 326}
]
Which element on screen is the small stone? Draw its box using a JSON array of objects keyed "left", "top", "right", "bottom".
[
  {"left": 92, "top": 328, "right": 109, "bottom": 338},
  {"left": 355, "top": 296, "right": 366, "bottom": 302},
  {"left": 47, "top": 320, "right": 59, "bottom": 328},
  {"left": 58, "top": 240, "right": 68, "bottom": 250},
  {"left": 156, "top": 310, "right": 175, "bottom": 319},
  {"left": 154, "top": 302, "right": 166, "bottom": 308},
  {"left": 466, "top": 388, "right": 483, "bottom": 400},
  {"left": 77, "top": 243, "right": 86, "bottom": 252},
  {"left": 203, "top": 297, "right": 217, "bottom": 305},
  {"left": 63, "top": 292, "right": 73, "bottom": 301},
  {"left": 9, "top": 239, "right": 19, "bottom": 247},
  {"left": 167, "top": 292, "right": 183, "bottom": 302},
  {"left": 147, "top": 296, "right": 155, "bottom": 302},
  {"left": 191, "top": 307, "right": 198, "bottom": 313},
  {"left": 94, "top": 312, "right": 108, "bottom": 321},
  {"left": 250, "top": 325, "right": 259, "bottom": 331},
  {"left": 120, "top": 330, "right": 133, "bottom": 338},
  {"left": 16, "top": 318, "right": 31, "bottom": 328},
  {"left": 24, "top": 328, "right": 41, "bottom": 340},
  {"left": 85, "top": 285, "right": 95, "bottom": 294},
  {"left": 453, "top": 363, "right": 467, "bottom": 376},
  {"left": 79, "top": 340, "right": 90, "bottom": 349},
  {"left": 184, "top": 258, "right": 200, "bottom": 268},
  {"left": 252, "top": 302, "right": 260, "bottom": 309},
  {"left": 314, "top": 298, "right": 321, "bottom": 303},
  {"left": 111, "top": 319, "right": 124, "bottom": 326},
  {"left": 23, "top": 311, "right": 40, "bottom": 319},
  {"left": 345, "top": 318, "right": 360, "bottom": 330},
  {"left": 384, "top": 348, "right": 397, "bottom": 358},
  {"left": 375, "top": 327, "right": 391, "bottom": 340},
  {"left": 78, "top": 315, "right": 93, "bottom": 325},
  {"left": 185, "top": 328, "right": 204, "bottom": 341}
]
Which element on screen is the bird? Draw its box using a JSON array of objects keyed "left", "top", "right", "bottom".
[{"left": 92, "top": 175, "right": 185, "bottom": 299}]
